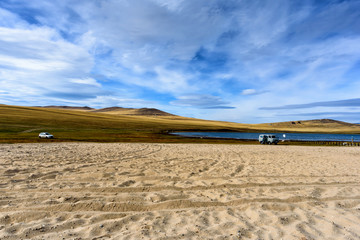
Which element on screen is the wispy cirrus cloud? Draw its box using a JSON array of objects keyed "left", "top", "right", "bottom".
[
  {"left": 260, "top": 98, "right": 360, "bottom": 110},
  {"left": 241, "top": 89, "right": 268, "bottom": 96},
  {"left": 0, "top": 25, "right": 102, "bottom": 103},
  {"left": 171, "top": 95, "right": 235, "bottom": 109}
]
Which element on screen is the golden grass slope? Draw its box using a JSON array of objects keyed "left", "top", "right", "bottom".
[
  {"left": 0, "top": 104, "right": 247, "bottom": 143},
  {"left": 0, "top": 104, "right": 360, "bottom": 143},
  {"left": 86, "top": 106, "right": 360, "bottom": 134},
  {"left": 253, "top": 119, "right": 360, "bottom": 133},
  {"left": 41, "top": 105, "right": 360, "bottom": 133}
]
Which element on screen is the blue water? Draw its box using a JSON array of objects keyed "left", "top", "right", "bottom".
[{"left": 172, "top": 132, "right": 360, "bottom": 142}]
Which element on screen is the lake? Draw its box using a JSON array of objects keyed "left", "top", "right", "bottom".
[{"left": 172, "top": 132, "right": 360, "bottom": 142}]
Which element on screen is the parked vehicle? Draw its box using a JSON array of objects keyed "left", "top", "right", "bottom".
[
  {"left": 259, "top": 134, "right": 279, "bottom": 144},
  {"left": 39, "top": 132, "right": 54, "bottom": 139}
]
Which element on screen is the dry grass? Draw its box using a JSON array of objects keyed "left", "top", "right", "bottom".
[
  {"left": 1, "top": 104, "right": 359, "bottom": 143},
  {"left": 248, "top": 119, "right": 360, "bottom": 133}
]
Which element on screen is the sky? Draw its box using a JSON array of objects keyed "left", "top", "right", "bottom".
[{"left": 0, "top": 0, "right": 360, "bottom": 123}]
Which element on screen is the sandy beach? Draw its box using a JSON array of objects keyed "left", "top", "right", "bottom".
[{"left": 0, "top": 143, "right": 359, "bottom": 240}]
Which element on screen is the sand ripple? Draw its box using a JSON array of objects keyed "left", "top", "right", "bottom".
[{"left": 0, "top": 143, "right": 360, "bottom": 239}]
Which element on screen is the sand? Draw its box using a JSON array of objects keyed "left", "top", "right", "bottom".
[{"left": 0, "top": 143, "right": 359, "bottom": 240}]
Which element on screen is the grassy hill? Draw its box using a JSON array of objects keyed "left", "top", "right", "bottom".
[
  {"left": 0, "top": 104, "right": 248, "bottom": 143},
  {"left": 1, "top": 104, "right": 359, "bottom": 143},
  {"left": 251, "top": 119, "right": 360, "bottom": 133},
  {"left": 41, "top": 106, "right": 175, "bottom": 116},
  {"left": 92, "top": 107, "right": 175, "bottom": 116}
]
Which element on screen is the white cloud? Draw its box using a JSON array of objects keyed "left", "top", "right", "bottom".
[
  {"left": 241, "top": 89, "right": 257, "bottom": 95},
  {"left": 150, "top": 0, "right": 185, "bottom": 11},
  {"left": 233, "top": 0, "right": 290, "bottom": 48},
  {"left": 0, "top": 23, "right": 98, "bottom": 104},
  {"left": 171, "top": 94, "right": 234, "bottom": 109},
  {"left": 82, "top": 0, "right": 229, "bottom": 67},
  {"left": 0, "top": 7, "right": 28, "bottom": 28},
  {"left": 70, "top": 78, "right": 101, "bottom": 87},
  {"left": 153, "top": 67, "right": 194, "bottom": 94}
]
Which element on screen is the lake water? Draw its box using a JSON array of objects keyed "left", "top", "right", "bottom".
[{"left": 172, "top": 132, "right": 360, "bottom": 142}]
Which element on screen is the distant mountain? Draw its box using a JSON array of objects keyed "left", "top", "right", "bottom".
[
  {"left": 91, "top": 107, "right": 131, "bottom": 112},
  {"left": 41, "top": 105, "right": 94, "bottom": 111},
  {"left": 42, "top": 106, "right": 175, "bottom": 117},
  {"left": 309, "top": 119, "right": 358, "bottom": 126},
  {"left": 93, "top": 107, "right": 175, "bottom": 116},
  {"left": 255, "top": 118, "right": 360, "bottom": 133},
  {"left": 287, "top": 119, "right": 358, "bottom": 127},
  {"left": 135, "top": 108, "right": 175, "bottom": 116}
]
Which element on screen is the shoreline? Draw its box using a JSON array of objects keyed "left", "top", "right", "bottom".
[{"left": 169, "top": 132, "right": 360, "bottom": 146}]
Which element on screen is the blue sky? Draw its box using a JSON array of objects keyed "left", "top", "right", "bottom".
[{"left": 0, "top": 0, "right": 360, "bottom": 123}]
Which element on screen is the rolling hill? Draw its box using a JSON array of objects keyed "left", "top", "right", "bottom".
[
  {"left": 253, "top": 119, "right": 360, "bottom": 133},
  {"left": 41, "top": 105, "right": 175, "bottom": 116},
  {"left": 0, "top": 104, "right": 248, "bottom": 143},
  {"left": 91, "top": 107, "right": 175, "bottom": 116},
  {"left": 1, "top": 104, "right": 360, "bottom": 143}
]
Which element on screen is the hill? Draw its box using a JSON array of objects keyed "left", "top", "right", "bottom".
[
  {"left": 1, "top": 104, "right": 360, "bottom": 143},
  {"left": 41, "top": 105, "right": 94, "bottom": 111},
  {"left": 253, "top": 119, "right": 360, "bottom": 133},
  {"left": 41, "top": 105, "right": 176, "bottom": 116},
  {"left": 92, "top": 107, "right": 175, "bottom": 116},
  {"left": 0, "top": 104, "right": 248, "bottom": 143}
]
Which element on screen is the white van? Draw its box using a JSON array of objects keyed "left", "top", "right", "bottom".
[{"left": 259, "top": 134, "right": 279, "bottom": 144}]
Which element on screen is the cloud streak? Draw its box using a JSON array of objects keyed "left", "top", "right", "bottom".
[
  {"left": 171, "top": 95, "right": 235, "bottom": 109},
  {"left": 260, "top": 98, "right": 360, "bottom": 110}
]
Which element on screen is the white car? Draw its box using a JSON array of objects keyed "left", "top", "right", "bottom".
[{"left": 39, "top": 132, "right": 54, "bottom": 139}]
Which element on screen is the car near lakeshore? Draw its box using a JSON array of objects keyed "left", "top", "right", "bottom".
[
  {"left": 259, "top": 134, "right": 279, "bottom": 144},
  {"left": 38, "top": 132, "right": 54, "bottom": 139}
]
